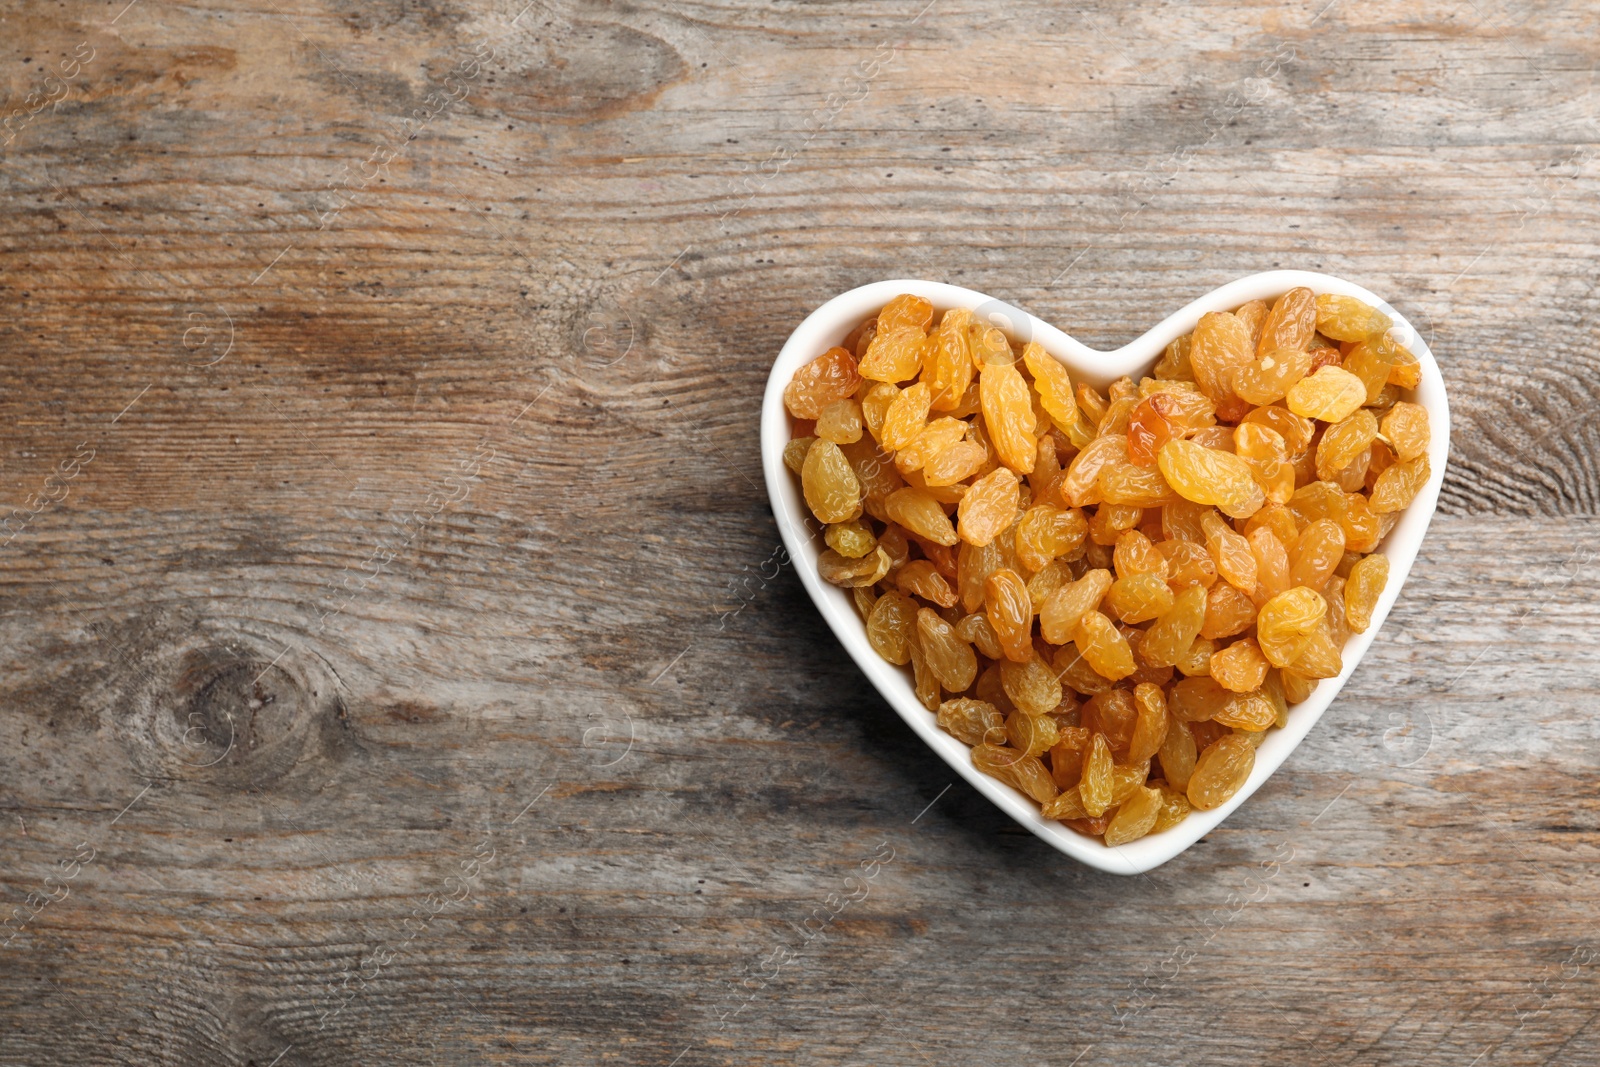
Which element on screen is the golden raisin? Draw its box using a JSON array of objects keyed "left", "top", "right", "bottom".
[
  {"left": 1079, "top": 732, "right": 1116, "bottom": 816},
  {"left": 1370, "top": 454, "right": 1430, "bottom": 513},
  {"left": 1256, "top": 586, "right": 1327, "bottom": 667},
  {"left": 1314, "top": 294, "right": 1391, "bottom": 342},
  {"left": 1139, "top": 584, "right": 1207, "bottom": 668},
  {"left": 958, "top": 467, "right": 1021, "bottom": 547},
  {"left": 1016, "top": 504, "right": 1088, "bottom": 573},
  {"left": 816, "top": 398, "right": 864, "bottom": 445},
  {"left": 979, "top": 358, "right": 1038, "bottom": 473},
  {"left": 972, "top": 743, "right": 1059, "bottom": 805},
  {"left": 1128, "top": 682, "right": 1170, "bottom": 763},
  {"left": 1187, "top": 733, "right": 1255, "bottom": 810},
  {"left": 1285, "top": 366, "right": 1368, "bottom": 423},
  {"left": 1005, "top": 709, "right": 1061, "bottom": 757},
  {"left": 1158, "top": 440, "right": 1265, "bottom": 519},
  {"left": 984, "top": 568, "right": 1036, "bottom": 664},
  {"left": 801, "top": 439, "right": 863, "bottom": 523},
  {"left": 1001, "top": 653, "right": 1063, "bottom": 716},
  {"left": 1039, "top": 568, "right": 1113, "bottom": 645},
  {"left": 938, "top": 698, "right": 1005, "bottom": 747},
  {"left": 1344, "top": 553, "right": 1389, "bottom": 633},
  {"left": 867, "top": 592, "right": 918, "bottom": 664},
  {"left": 1104, "top": 785, "right": 1163, "bottom": 846},
  {"left": 885, "top": 487, "right": 957, "bottom": 546},
  {"left": 785, "top": 347, "right": 864, "bottom": 418},
  {"left": 1200, "top": 581, "right": 1256, "bottom": 641},
  {"left": 1157, "top": 720, "right": 1197, "bottom": 790},
  {"left": 1073, "top": 610, "right": 1137, "bottom": 681},
  {"left": 917, "top": 608, "right": 978, "bottom": 692},
  {"left": 1106, "top": 572, "right": 1176, "bottom": 624},
  {"left": 1257, "top": 287, "right": 1318, "bottom": 356},
  {"left": 926, "top": 309, "right": 976, "bottom": 411},
  {"left": 1189, "top": 311, "right": 1254, "bottom": 405},
  {"left": 1209, "top": 638, "right": 1269, "bottom": 693},
  {"left": 1381, "top": 401, "right": 1430, "bottom": 463}
]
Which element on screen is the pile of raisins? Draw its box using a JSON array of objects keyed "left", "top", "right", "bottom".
[{"left": 783, "top": 288, "right": 1430, "bottom": 847}]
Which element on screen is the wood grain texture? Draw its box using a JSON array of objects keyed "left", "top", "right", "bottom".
[{"left": 2, "top": 0, "right": 1598, "bottom": 1064}]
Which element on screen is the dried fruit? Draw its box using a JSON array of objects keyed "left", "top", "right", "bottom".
[
  {"left": 785, "top": 347, "right": 863, "bottom": 418},
  {"left": 908, "top": 634, "right": 939, "bottom": 711},
  {"left": 973, "top": 743, "right": 1059, "bottom": 805},
  {"left": 1370, "top": 454, "right": 1430, "bottom": 513},
  {"left": 1317, "top": 410, "right": 1378, "bottom": 482},
  {"left": 818, "top": 547, "right": 890, "bottom": 587},
  {"left": 1257, "top": 287, "right": 1318, "bottom": 356},
  {"left": 1246, "top": 527, "right": 1291, "bottom": 605},
  {"left": 1200, "top": 581, "right": 1257, "bottom": 641},
  {"left": 1256, "top": 587, "right": 1327, "bottom": 668},
  {"left": 1022, "top": 342, "right": 1076, "bottom": 426},
  {"left": 1202, "top": 511, "right": 1257, "bottom": 595},
  {"left": 1158, "top": 720, "right": 1198, "bottom": 790},
  {"left": 956, "top": 612, "right": 1005, "bottom": 660},
  {"left": 1128, "top": 682, "right": 1170, "bottom": 762},
  {"left": 816, "top": 398, "right": 864, "bottom": 444},
  {"left": 1001, "top": 653, "right": 1063, "bottom": 716},
  {"left": 980, "top": 358, "right": 1038, "bottom": 473},
  {"left": 926, "top": 309, "right": 976, "bottom": 410},
  {"left": 1381, "top": 401, "right": 1430, "bottom": 463},
  {"left": 1074, "top": 610, "right": 1137, "bottom": 681},
  {"left": 867, "top": 592, "right": 918, "bottom": 664},
  {"left": 1152, "top": 786, "right": 1192, "bottom": 832},
  {"left": 1209, "top": 638, "right": 1269, "bottom": 693},
  {"left": 958, "top": 467, "right": 1021, "bottom": 547},
  {"left": 881, "top": 382, "right": 932, "bottom": 451},
  {"left": 895, "top": 417, "right": 966, "bottom": 473},
  {"left": 984, "top": 568, "right": 1036, "bottom": 664},
  {"left": 938, "top": 698, "right": 1004, "bottom": 747},
  {"left": 786, "top": 289, "right": 1428, "bottom": 847},
  {"left": 1158, "top": 440, "right": 1265, "bottom": 519},
  {"left": 1344, "top": 553, "right": 1389, "bottom": 633},
  {"left": 802, "top": 440, "right": 863, "bottom": 523},
  {"left": 1039, "top": 568, "right": 1113, "bottom": 645},
  {"left": 1291, "top": 518, "right": 1347, "bottom": 590},
  {"left": 1006, "top": 709, "right": 1061, "bottom": 757},
  {"left": 917, "top": 609, "right": 978, "bottom": 691},
  {"left": 1127, "top": 393, "right": 1183, "bottom": 467},
  {"left": 885, "top": 488, "right": 957, "bottom": 546},
  {"left": 1241, "top": 404, "right": 1314, "bottom": 456},
  {"left": 895, "top": 560, "right": 957, "bottom": 608},
  {"left": 1314, "top": 294, "right": 1391, "bottom": 342},
  {"left": 1285, "top": 366, "right": 1368, "bottom": 423},
  {"left": 1106, "top": 572, "right": 1175, "bottom": 624},
  {"left": 1139, "top": 584, "right": 1207, "bottom": 668},
  {"left": 1161, "top": 539, "right": 1218, "bottom": 592},
  {"left": 1104, "top": 785, "right": 1163, "bottom": 846},
  {"left": 1187, "top": 733, "right": 1255, "bottom": 810},
  {"left": 1190, "top": 311, "right": 1254, "bottom": 405},
  {"left": 1235, "top": 347, "right": 1314, "bottom": 406},
  {"left": 1079, "top": 732, "right": 1116, "bottom": 816},
  {"left": 1175, "top": 635, "right": 1214, "bottom": 677},
  {"left": 1016, "top": 504, "right": 1088, "bottom": 573},
  {"left": 825, "top": 519, "right": 876, "bottom": 559},
  {"left": 1061, "top": 434, "right": 1129, "bottom": 508}
]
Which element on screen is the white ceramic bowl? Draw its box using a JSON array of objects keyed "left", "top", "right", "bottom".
[{"left": 762, "top": 272, "right": 1449, "bottom": 874}]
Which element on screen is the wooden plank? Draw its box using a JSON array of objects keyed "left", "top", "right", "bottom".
[{"left": 2, "top": 0, "right": 1599, "bottom": 1063}]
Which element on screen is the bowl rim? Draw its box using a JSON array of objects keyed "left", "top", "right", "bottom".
[{"left": 761, "top": 271, "right": 1450, "bottom": 874}]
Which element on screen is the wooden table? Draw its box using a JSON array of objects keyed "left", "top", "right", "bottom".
[{"left": 2, "top": 1, "right": 1596, "bottom": 1063}]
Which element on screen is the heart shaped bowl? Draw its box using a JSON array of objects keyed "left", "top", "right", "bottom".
[{"left": 762, "top": 271, "right": 1449, "bottom": 874}]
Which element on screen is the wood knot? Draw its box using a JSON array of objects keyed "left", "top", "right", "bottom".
[
  {"left": 117, "top": 641, "right": 348, "bottom": 788},
  {"left": 178, "top": 659, "right": 306, "bottom": 774}
]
